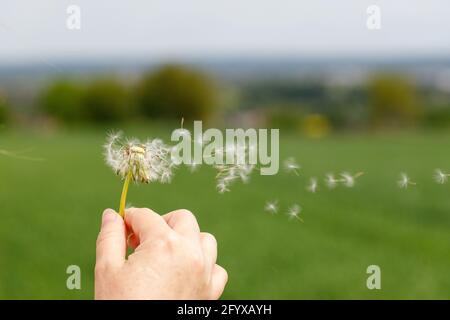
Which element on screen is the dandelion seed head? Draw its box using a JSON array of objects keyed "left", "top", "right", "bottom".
[{"left": 104, "top": 132, "right": 174, "bottom": 184}]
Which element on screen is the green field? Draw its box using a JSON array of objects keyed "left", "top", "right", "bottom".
[{"left": 1, "top": 127, "right": 450, "bottom": 299}]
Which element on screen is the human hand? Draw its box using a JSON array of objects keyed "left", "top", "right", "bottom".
[{"left": 95, "top": 208, "right": 228, "bottom": 300}]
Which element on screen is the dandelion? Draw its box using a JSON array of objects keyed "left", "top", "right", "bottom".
[
  {"left": 398, "top": 172, "right": 416, "bottom": 189},
  {"left": 434, "top": 169, "right": 450, "bottom": 184},
  {"left": 283, "top": 157, "right": 300, "bottom": 176},
  {"left": 104, "top": 132, "right": 174, "bottom": 217},
  {"left": 286, "top": 204, "right": 303, "bottom": 222},
  {"left": 307, "top": 177, "right": 318, "bottom": 193},
  {"left": 264, "top": 200, "right": 278, "bottom": 214}
]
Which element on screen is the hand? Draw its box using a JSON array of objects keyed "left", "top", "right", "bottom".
[{"left": 95, "top": 208, "right": 228, "bottom": 300}]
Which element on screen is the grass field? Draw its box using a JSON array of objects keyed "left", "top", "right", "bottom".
[{"left": 1, "top": 126, "right": 450, "bottom": 299}]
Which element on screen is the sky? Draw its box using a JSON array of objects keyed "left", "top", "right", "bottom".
[{"left": 0, "top": 0, "right": 449, "bottom": 64}]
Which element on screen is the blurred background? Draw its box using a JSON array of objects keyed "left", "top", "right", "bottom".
[{"left": 1, "top": 0, "right": 450, "bottom": 299}]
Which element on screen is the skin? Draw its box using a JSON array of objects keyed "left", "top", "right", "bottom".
[{"left": 95, "top": 207, "right": 228, "bottom": 300}]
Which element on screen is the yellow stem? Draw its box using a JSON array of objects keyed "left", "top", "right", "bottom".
[{"left": 119, "top": 171, "right": 132, "bottom": 218}]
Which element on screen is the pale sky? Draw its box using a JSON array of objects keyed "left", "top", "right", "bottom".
[{"left": 0, "top": 0, "right": 449, "bottom": 63}]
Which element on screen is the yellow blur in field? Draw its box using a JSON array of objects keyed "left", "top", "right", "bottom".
[{"left": 302, "top": 114, "right": 331, "bottom": 138}]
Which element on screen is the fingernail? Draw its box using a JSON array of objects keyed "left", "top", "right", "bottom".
[{"left": 102, "top": 209, "right": 118, "bottom": 226}]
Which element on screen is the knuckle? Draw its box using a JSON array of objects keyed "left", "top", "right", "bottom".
[
  {"left": 139, "top": 208, "right": 155, "bottom": 215},
  {"left": 202, "top": 232, "right": 217, "bottom": 246},
  {"left": 176, "top": 209, "right": 196, "bottom": 220},
  {"left": 157, "top": 232, "right": 178, "bottom": 250}
]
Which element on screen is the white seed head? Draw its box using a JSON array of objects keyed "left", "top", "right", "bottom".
[
  {"left": 104, "top": 132, "right": 174, "bottom": 184},
  {"left": 398, "top": 172, "right": 415, "bottom": 189},
  {"left": 286, "top": 204, "right": 303, "bottom": 222},
  {"left": 434, "top": 169, "right": 448, "bottom": 184},
  {"left": 283, "top": 157, "right": 300, "bottom": 175},
  {"left": 214, "top": 143, "right": 254, "bottom": 193},
  {"left": 325, "top": 173, "right": 338, "bottom": 189},
  {"left": 264, "top": 200, "right": 278, "bottom": 214},
  {"left": 340, "top": 172, "right": 355, "bottom": 187},
  {"left": 307, "top": 177, "right": 318, "bottom": 193}
]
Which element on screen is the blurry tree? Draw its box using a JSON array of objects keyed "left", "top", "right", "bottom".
[
  {"left": 137, "top": 65, "right": 218, "bottom": 120},
  {"left": 39, "top": 80, "right": 85, "bottom": 123},
  {"left": 0, "top": 93, "right": 9, "bottom": 124},
  {"left": 265, "top": 104, "right": 303, "bottom": 131},
  {"left": 423, "top": 104, "right": 450, "bottom": 128},
  {"left": 302, "top": 113, "right": 331, "bottom": 138},
  {"left": 368, "top": 74, "right": 422, "bottom": 127},
  {"left": 82, "top": 79, "right": 131, "bottom": 122}
]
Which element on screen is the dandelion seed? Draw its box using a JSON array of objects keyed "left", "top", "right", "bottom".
[
  {"left": 340, "top": 171, "right": 364, "bottom": 188},
  {"left": 264, "top": 200, "right": 278, "bottom": 214},
  {"left": 104, "top": 132, "right": 174, "bottom": 217},
  {"left": 398, "top": 172, "right": 416, "bottom": 189},
  {"left": 307, "top": 177, "right": 318, "bottom": 193},
  {"left": 283, "top": 157, "right": 300, "bottom": 176},
  {"left": 286, "top": 204, "right": 303, "bottom": 222},
  {"left": 216, "top": 182, "right": 229, "bottom": 194},
  {"left": 325, "top": 173, "right": 338, "bottom": 189},
  {"left": 434, "top": 169, "right": 450, "bottom": 184},
  {"left": 214, "top": 142, "right": 254, "bottom": 193}
]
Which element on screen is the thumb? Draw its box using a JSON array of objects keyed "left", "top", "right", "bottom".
[{"left": 96, "top": 209, "right": 126, "bottom": 269}]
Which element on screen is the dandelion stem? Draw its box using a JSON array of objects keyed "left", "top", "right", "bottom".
[{"left": 119, "top": 170, "right": 132, "bottom": 218}]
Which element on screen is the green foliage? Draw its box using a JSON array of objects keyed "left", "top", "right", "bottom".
[
  {"left": 423, "top": 105, "right": 450, "bottom": 128},
  {"left": 265, "top": 105, "right": 303, "bottom": 130},
  {"left": 39, "top": 79, "right": 131, "bottom": 123},
  {"left": 368, "top": 74, "right": 423, "bottom": 127},
  {"left": 39, "top": 80, "right": 85, "bottom": 123},
  {"left": 82, "top": 79, "right": 131, "bottom": 122},
  {"left": 137, "top": 65, "right": 218, "bottom": 120},
  {"left": 0, "top": 97, "right": 9, "bottom": 124}
]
